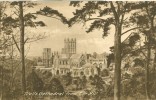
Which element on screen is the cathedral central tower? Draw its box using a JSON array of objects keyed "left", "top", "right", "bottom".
[{"left": 62, "top": 38, "right": 76, "bottom": 55}]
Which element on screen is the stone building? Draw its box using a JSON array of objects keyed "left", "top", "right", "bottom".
[
  {"left": 53, "top": 53, "right": 71, "bottom": 75},
  {"left": 35, "top": 38, "right": 108, "bottom": 78},
  {"left": 42, "top": 48, "right": 52, "bottom": 67},
  {"left": 89, "top": 53, "right": 108, "bottom": 70},
  {"left": 62, "top": 38, "right": 76, "bottom": 56},
  {"left": 70, "top": 54, "right": 86, "bottom": 67},
  {"left": 71, "top": 63, "right": 98, "bottom": 77}
]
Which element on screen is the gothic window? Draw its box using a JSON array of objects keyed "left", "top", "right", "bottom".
[
  {"left": 80, "top": 59, "right": 86, "bottom": 67},
  {"left": 61, "top": 70, "right": 63, "bottom": 74},
  {"left": 56, "top": 70, "right": 59, "bottom": 75},
  {"left": 66, "top": 61, "right": 68, "bottom": 65}
]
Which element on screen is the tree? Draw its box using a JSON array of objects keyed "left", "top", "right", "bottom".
[
  {"left": 16, "top": 1, "right": 45, "bottom": 95},
  {"left": 107, "top": 52, "right": 114, "bottom": 68},
  {"left": 73, "top": 78, "right": 79, "bottom": 90},
  {"left": 69, "top": 1, "right": 140, "bottom": 100},
  {"left": 90, "top": 75, "right": 105, "bottom": 99},
  {"left": 129, "top": 2, "right": 156, "bottom": 99},
  {"left": 26, "top": 68, "right": 44, "bottom": 93},
  {"left": 121, "top": 66, "right": 145, "bottom": 99},
  {"left": 0, "top": 1, "right": 69, "bottom": 99},
  {"left": 93, "top": 52, "right": 97, "bottom": 59},
  {"left": 81, "top": 75, "right": 87, "bottom": 88},
  {"left": 36, "top": 6, "right": 69, "bottom": 25},
  {"left": 101, "top": 69, "right": 109, "bottom": 77},
  {"left": 0, "top": 62, "right": 12, "bottom": 100},
  {"left": 0, "top": 2, "right": 16, "bottom": 100},
  {"left": 8, "top": 2, "right": 68, "bottom": 98},
  {"left": 4, "top": 2, "right": 46, "bottom": 97},
  {"left": 26, "top": 68, "right": 43, "bottom": 100},
  {"left": 19, "top": 2, "right": 26, "bottom": 94},
  {"left": 64, "top": 72, "right": 72, "bottom": 86},
  {"left": 48, "top": 78, "right": 64, "bottom": 97}
]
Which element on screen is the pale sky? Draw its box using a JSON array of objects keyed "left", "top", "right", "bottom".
[{"left": 19, "top": 1, "right": 116, "bottom": 57}]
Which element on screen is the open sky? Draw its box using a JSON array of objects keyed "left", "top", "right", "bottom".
[{"left": 23, "top": 1, "right": 116, "bottom": 57}]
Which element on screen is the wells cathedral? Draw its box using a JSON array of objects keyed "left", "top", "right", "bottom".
[{"left": 36, "top": 38, "right": 108, "bottom": 78}]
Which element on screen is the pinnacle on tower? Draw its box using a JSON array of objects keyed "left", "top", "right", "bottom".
[
  {"left": 71, "top": 38, "right": 73, "bottom": 41},
  {"left": 67, "top": 38, "right": 69, "bottom": 42}
]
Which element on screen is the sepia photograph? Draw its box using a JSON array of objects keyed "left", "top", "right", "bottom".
[{"left": 0, "top": 1, "right": 156, "bottom": 100}]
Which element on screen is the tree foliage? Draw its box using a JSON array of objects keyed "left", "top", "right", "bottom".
[
  {"left": 90, "top": 75, "right": 105, "bottom": 99},
  {"left": 49, "top": 78, "right": 64, "bottom": 94},
  {"left": 26, "top": 69, "right": 44, "bottom": 93},
  {"left": 69, "top": 1, "right": 152, "bottom": 100},
  {"left": 36, "top": 6, "right": 69, "bottom": 25}
]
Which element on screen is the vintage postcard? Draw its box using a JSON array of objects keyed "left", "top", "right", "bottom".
[{"left": 0, "top": 1, "right": 156, "bottom": 100}]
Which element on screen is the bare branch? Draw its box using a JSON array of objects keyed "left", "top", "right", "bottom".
[
  {"left": 12, "top": 35, "right": 20, "bottom": 52},
  {"left": 13, "top": 6, "right": 19, "bottom": 13},
  {"left": 121, "top": 27, "right": 142, "bottom": 35},
  {"left": 123, "top": 17, "right": 128, "bottom": 22},
  {"left": 24, "top": 38, "right": 29, "bottom": 44},
  {"left": 120, "top": 14, "right": 125, "bottom": 27},
  {"left": 122, "top": 32, "right": 133, "bottom": 43},
  {"left": 120, "top": 2, "right": 127, "bottom": 27},
  {"left": 13, "top": 11, "right": 19, "bottom": 16},
  {"left": 140, "top": 50, "right": 147, "bottom": 59},
  {"left": 116, "top": 1, "right": 120, "bottom": 18},
  {"left": 110, "top": 1, "right": 119, "bottom": 22},
  {"left": 85, "top": 18, "right": 105, "bottom": 22},
  {"left": 25, "top": 35, "right": 47, "bottom": 44},
  {"left": 0, "top": 36, "right": 12, "bottom": 47}
]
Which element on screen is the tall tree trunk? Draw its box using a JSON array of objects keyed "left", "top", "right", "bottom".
[
  {"left": 19, "top": 1, "right": 26, "bottom": 95},
  {"left": 146, "top": 31, "right": 151, "bottom": 100},
  {"left": 0, "top": 3, "right": 3, "bottom": 100},
  {"left": 110, "top": 2, "right": 122, "bottom": 100},
  {"left": 0, "top": 65, "right": 3, "bottom": 100},
  {"left": 114, "top": 25, "right": 122, "bottom": 100},
  {"left": 153, "top": 51, "right": 156, "bottom": 70},
  {"left": 151, "top": 19, "right": 156, "bottom": 71},
  {"left": 145, "top": 17, "right": 154, "bottom": 100}
]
